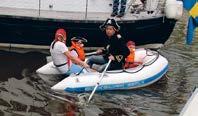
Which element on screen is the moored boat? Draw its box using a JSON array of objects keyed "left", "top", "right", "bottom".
[{"left": 0, "top": 0, "right": 183, "bottom": 48}]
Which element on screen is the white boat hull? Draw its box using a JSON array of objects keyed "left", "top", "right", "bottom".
[
  {"left": 51, "top": 49, "right": 169, "bottom": 92},
  {"left": 180, "top": 88, "right": 198, "bottom": 116},
  {"left": 36, "top": 61, "right": 64, "bottom": 75}
]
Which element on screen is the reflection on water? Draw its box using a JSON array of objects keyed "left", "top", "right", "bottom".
[
  {"left": 0, "top": 51, "right": 79, "bottom": 116},
  {"left": 0, "top": 15, "right": 198, "bottom": 115}
]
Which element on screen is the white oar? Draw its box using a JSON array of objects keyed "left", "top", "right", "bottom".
[
  {"left": 87, "top": 59, "right": 112, "bottom": 103},
  {"left": 85, "top": 51, "right": 97, "bottom": 56},
  {"left": 45, "top": 92, "right": 74, "bottom": 104}
]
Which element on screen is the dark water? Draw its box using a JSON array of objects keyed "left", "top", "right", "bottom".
[{"left": 0, "top": 15, "right": 198, "bottom": 116}]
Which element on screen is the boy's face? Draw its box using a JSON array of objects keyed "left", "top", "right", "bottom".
[
  {"left": 128, "top": 45, "right": 135, "bottom": 51},
  {"left": 105, "top": 26, "right": 116, "bottom": 37},
  {"left": 76, "top": 41, "right": 84, "bottom": 47},
  {"left": 73, "top": 40, "right": 84, "bottom": 48}
]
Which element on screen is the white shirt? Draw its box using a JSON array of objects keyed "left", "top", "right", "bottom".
[
  {"left": 50, "top": 41, "right": 68, "bottom": 65},
  {"left": 70, "top": 49, "right": 78, "bottom": 58}
]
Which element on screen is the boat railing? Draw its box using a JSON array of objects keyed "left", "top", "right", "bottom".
[
  {"left": 83, "top": 0, "right": 165, "bottom": 20},
  {"left": 0, "top": 0, "right": 166, "bottom": 21}
]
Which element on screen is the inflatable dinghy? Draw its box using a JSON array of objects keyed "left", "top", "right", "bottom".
[{"left": 51, "top": 48, "right": 168, "bottom": 93}]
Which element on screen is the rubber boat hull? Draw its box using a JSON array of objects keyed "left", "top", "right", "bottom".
[
  {"left": 51, "top": 48, "right": 169, "bottom": 93},
  {"left": 36, "top": 61, "right": 65, "bottom": 75}
]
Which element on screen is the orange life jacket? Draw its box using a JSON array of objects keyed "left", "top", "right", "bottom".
[
  {"left": 69, "top": 42, "right": 85, "bottom": 61},
  {"left": 124, "top": 49, "right": 136, "bottom": 68},
  {"left": 124, "top": 49, "right": 143, "bottom": 68}
]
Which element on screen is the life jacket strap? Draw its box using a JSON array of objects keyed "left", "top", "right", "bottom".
[{"left": 54, "top": 62, "right": 68, "bottom": 67}]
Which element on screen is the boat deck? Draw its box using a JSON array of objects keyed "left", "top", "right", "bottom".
[{"left": 0, "top": 7, "right": 163, "bottom": 22}]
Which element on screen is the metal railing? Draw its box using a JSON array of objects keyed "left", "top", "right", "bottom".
[{"left": 0, "top": 0, "right": 166, "bottom": 20}]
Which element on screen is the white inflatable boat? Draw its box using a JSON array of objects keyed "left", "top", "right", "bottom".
[
  {"left": 51, "top": 48, "right": 169, "bottom": 93},
  {"left": 36, "top": 61, "right": 64, "bottom": 74},
  {"left": 180, "top": 88, "right": 198, "bottom": 116}
]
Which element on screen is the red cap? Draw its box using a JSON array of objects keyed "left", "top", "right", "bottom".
[
  {"left": 55, "top": 28, "right": 67, "bottom": 42},
  {"left": 127, "top": 41, "right": 135, "bottom": 47}
]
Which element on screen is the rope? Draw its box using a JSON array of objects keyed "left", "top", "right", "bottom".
[{"left": 106, "top": 49, "right": 160, "bottom": 74}]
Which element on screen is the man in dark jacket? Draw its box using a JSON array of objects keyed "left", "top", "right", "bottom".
[{"left": 87, "top": 18, "right": 130, "bottom": 72}]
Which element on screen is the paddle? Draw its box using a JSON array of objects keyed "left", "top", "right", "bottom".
[
  {"left": 85, "top": 51, "right": 97, "bottom": 56},
  {"left": 87, "top": 59, "right": 112, "bottom": 103},
  {"left": 46, "top": 92, "right": 74, "bottom": 104},
  {"left": 76, "top": 51, "right": 98, "bottom": 75},
  {"left": 76, "top": 67, "right": 85, "bottom": 75}
]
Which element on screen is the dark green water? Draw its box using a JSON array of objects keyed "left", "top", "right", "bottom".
[{"left": 0, "top": 15, "right": 198, "bottom": 116}]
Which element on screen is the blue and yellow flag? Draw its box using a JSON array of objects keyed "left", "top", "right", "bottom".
[{"left": 183, "top": 0, "right": 198, "bottom": 45}]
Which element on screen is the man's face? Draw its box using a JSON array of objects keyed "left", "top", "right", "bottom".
[{"left": 105, "top": 26, "right": 116, "bottom": 37}]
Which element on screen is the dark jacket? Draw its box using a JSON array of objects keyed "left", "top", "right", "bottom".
[{"left": 103, "top": 34, "right": 130, "bottom": 70}]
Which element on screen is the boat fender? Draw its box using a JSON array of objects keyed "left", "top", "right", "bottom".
[{"left": 165, "top": 0, "right": 183, "bottom": 20}]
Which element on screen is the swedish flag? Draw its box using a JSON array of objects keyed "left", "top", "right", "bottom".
[{"left": 183, "top": 0, "right": 198, "bottom": 45}]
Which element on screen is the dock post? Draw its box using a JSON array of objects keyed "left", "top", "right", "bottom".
[{"left": 85, "top": 0, "right": 88, "bottom": 20}]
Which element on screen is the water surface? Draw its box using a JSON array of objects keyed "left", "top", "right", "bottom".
[{"left": 0, "top": 14, "right": 198, "bottom": 116}]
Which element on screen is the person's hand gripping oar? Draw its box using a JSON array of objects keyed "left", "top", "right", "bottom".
[
  {"left": 87, "top": 59, "right": 112, "bottom": 103},
  {"left": 77, "top": 51, "right": 100, "bottom": 75}
]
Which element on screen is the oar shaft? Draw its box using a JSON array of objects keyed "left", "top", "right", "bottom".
[
  {"left": 85, "top": 52, "right": 97, "bottom": 56},
  {"left": 87, "top": 60, "right": 111, "bottom": 103},
  {"left": 76, "top": 67, "right": 85, "bottom": 75},
  {"left": 46, "top": 92, "right": 74, "bottom": 104}
]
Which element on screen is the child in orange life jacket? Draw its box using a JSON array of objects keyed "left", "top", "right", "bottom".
[
  {"left": 124, "top": 41, "right": 142, "bottom": 68},
  {"left": 68, "top": 37, "right": 88, "bottom": 74},
  {"left": 70, "top": 37, "right": 87, "bottom": 61}
]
